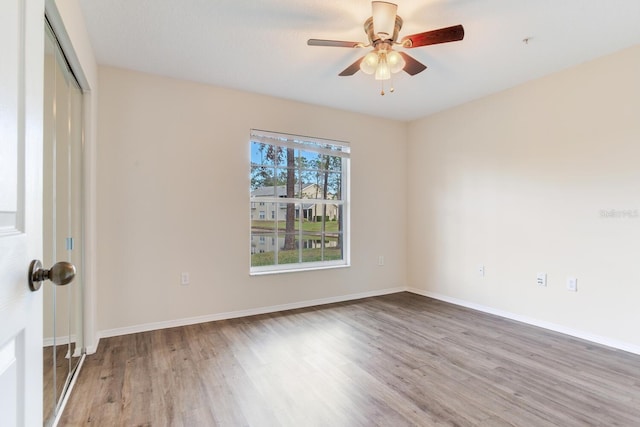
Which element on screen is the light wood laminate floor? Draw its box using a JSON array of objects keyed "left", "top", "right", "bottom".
[
  {"left": 60, "top": 293, "right": 640, "bottom": 426},
  {"left": 43, "top": 344, "right": 68, "bottom": 422}
]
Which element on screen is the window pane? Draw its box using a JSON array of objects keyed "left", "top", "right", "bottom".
[
  {"left": 275, "top": 167, "right": 299, "bottom": 197},
  {"left": 274, "top": 146, "right": 290, "bottom": 167},
  {"left": 301, "top": 150, "right": 322, "bottom": 172},
  {"left": 250, "top": 165, "right": 275, "bottom": 193},
  {"left": 251, "top": 231, "right": 276, "bottom": 267},
  {"left": 300, "top": 185, "right": 323, "bottom": 200},
  {"left": 251, "top": 196, "right": 279, "bottom": 221},
  {"left": 251, "top": 250, "right": 274, "bottom": 267},
  {"left": 278, "top": 201, "right": 298, "bottom": 230},
  {"left": 314, "top": 205, "right": 335, "bottom": 222},
  {"left": 250, "top": 141, "right": 267, "bottom": 165},
  {"left": 326, "top": 232, "right": 343, "bottom": 261},
  {"left": 326, "top": 155, "right": 342, "bottom": 172},
  {"left": 300, "top": 234, "right": 324, "bottom": 262},
  {"left": 277, "top": 233, "right": 299, "bottom": 265},
  {"left": 326, "top": 172, "right": 342, "bottom": 200}
]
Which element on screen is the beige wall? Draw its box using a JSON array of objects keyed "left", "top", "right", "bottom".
[
  {"left": 407, "top": 45, "right": 640, "bottom": 348},
  {"left": 96, "top": 66, "right": 407, "bottom": 332}
]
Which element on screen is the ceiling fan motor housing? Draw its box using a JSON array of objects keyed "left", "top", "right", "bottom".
[{"left": 364, "top": 15, "right": 403, "bottom": 44}]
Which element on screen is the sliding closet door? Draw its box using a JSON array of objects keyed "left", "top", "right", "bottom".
[{"left": 43, "top": 20, "right": 84, "bottom": 426}]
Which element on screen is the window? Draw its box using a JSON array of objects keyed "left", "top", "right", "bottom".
[{"left": 250, "top": 129, "right": 350, "bottom": 274}]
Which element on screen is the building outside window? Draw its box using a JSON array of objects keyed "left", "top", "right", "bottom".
[{"left": 250, "top": 129, "right": 350, "bottom": 273}]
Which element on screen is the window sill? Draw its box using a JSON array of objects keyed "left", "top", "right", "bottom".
[{"left": 250, "top": 263, "right": 350, "bottom": 276}]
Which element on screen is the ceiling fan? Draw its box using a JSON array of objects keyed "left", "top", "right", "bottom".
[{"left": 307, "top": 1, "right": 464, "bottom": 95}]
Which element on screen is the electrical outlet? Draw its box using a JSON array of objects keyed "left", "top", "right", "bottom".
[
  {"left": 378, "top": 256, "right": 384, "bottom": 266},
  {"left": 536, "top": 272, "right": 547, "bottom": 287},
  {"left": 567, "top": 277, "right": 577, "bottom": 292},
  {"left": 478, "top": 264, "right": 485, "bottom": 277},
  {"left": 180, "top": 272, "right": 190, "bottom": 286}
]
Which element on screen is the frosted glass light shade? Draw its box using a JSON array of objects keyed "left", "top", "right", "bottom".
[
  {"left": 387, "top": 50, "right": 405, "bottom": 74},
  {"left": 360, "top": 52, "right": 379, "bottom": 74},
  {"left": 375, "top": 55, "right": 391, "bottom": 80},
  {"left": 372, "top": 1, "right": 397, "bottom": 40}
]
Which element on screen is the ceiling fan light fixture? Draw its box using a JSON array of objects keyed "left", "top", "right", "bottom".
[
  {"left": 374, "top": 54, "right": 391, "bottom": 80},
  {"left": 387, "top": 50, "right": 405, "bottom": 74},
  {"left": 360, "top": 51, "right": 379, "bottom": 74},
  {"left": 372, "top": 1, "right": 397, "bottom": 40},
  {"left": 307, "top": 1, "right": 465, "bottom": 94}
]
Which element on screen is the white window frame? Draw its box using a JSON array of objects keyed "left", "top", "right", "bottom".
[{"left": 250, "top": 129, "right": 350, "bottom": 275}]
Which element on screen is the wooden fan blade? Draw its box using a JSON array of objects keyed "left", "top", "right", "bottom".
[
  {"left": 339, "top": 57, "right": 364, "bottom": 76},
  {"left": 399, "top": 52, "right": 427, "bottom": 76},
  {"left": 401, "top": 24, "right": 464, "bottom": 48},
  {"left": 307, "top": 39, "right": 363, "bottom": 48}
]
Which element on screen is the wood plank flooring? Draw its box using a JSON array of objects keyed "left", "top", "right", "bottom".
[
  {"left": 60, "top": 293, "right": 640, "bottom": 426},
  {"left": 44, "top": 344, "right": 69, "bottom": 422}
]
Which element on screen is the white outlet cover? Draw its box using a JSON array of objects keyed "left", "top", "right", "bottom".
[
  {"left": 536, "top": 272, "right": 547, "bottom": 287},
  {"left": 181, "top": 272, "right": 190, "bottom": 285},
  {"left": 567, "top": 277, "right": 577, "bottom": 292}
]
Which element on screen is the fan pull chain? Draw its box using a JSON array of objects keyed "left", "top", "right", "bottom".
[{"left": 380, "top": 80, "right": 396, "bottom": 96}]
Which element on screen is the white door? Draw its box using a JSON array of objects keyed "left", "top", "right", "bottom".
[{"left": 0, "top": 0, "right": 45, "bottom": 426}]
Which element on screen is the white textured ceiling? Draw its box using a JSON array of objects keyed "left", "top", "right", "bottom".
[{"left": 78, "top": 0, "right": 640, "bottom": 121}]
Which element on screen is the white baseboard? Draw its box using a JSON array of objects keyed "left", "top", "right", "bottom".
[
  {"left": 84, "top": 341, "right": 99, "bottom": 355},
  {"left": 97, "top": 287, "right": 406, "bottom": 342},
  {"left": 406, "top": 287, "right": 640, "bottom": 356}
]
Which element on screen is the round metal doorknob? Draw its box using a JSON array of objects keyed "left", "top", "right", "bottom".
[{"left": 28, "top": 260, "right": 76, "bottom": 292}]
